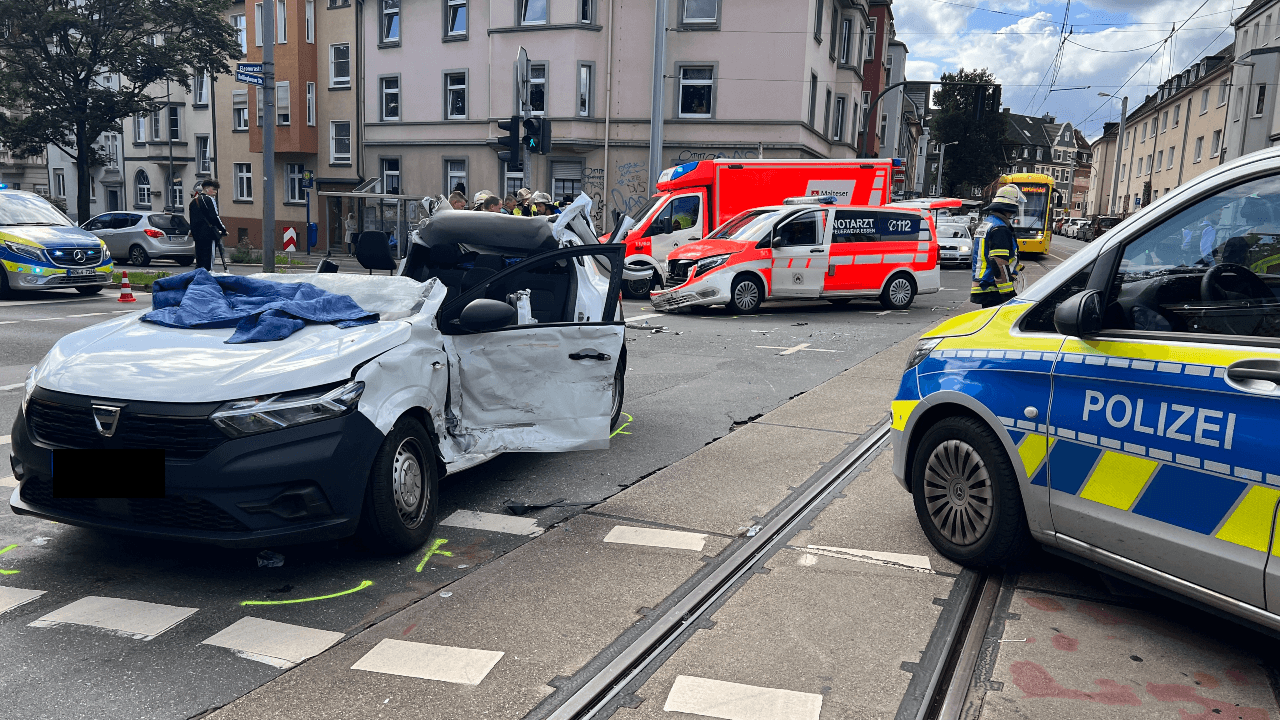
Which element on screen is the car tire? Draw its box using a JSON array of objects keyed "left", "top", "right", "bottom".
[
  {"left": 610, "top": 356, "right": 626, "bottom": 431},
  {"left": 911, "top": 415, "right": 1031, "bottom": 568},
  {"left": 828, "top": 298, "right": 852, "bottom": 306},
  {"left": 129, "top": 245, "right": 151, "bottom": 267},
  {"left": 358, "top": 417, "right": 440, "bottom": 554},
  {"left": 175, "top": 257, "right": 194, "bottom": 267},
  {"left": 726, "top": 274, "right": 764, "bottom": 314},
  {"left": 879, "top": 273, "right": 916, "bottom": 310},
  {"left": 0, "top": 270, "right": 12, "bottom": 299},
  {"left": 621, "top": 274, "right": 653, "bottom": 299},
  {"left": 76, "top": 286, "right": 103, "bottom": 295}
]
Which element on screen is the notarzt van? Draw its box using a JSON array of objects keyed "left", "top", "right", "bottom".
[{"left": 650, "top": 201, "right": 939, "bottom": 313}]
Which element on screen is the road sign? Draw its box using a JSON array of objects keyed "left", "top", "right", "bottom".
[
  {"left": 282, "top": 227, "right": 297, "bottom": 252},
  {"left": 236, "top": 70, "right": 264, "bottom": 86},
  {"left": 301, "top": 170, "right": 314, "bottom": 189},
  {"left": 237, "top": 63, "right": 264, "bottom": 74}
]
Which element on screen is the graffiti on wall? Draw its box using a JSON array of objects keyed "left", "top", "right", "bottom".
[
  {"left": 583, "top": 160, "right": 651, "bottom": 230},
  {"left": 674, "top": 148, "right": 760, "bottom": 162}
]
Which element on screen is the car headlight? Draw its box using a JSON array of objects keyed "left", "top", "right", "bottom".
[
  {"left": 4, "top": 240, "right": 44, "bottom": 263},
  {"left": 100, "top": 241, "right": 111, "bottom": 262},
  {"left": 906, "top": 337, "right": 942, "bottom": 370},
  {"left": 211, "top": 380, "right": 364, "bottom": 437},
  {"left": 20, "top": 366, "right": 35, "bottom": 414},
  {"left": 959, "top": 245, "right": 971, "bottom": 253},
  {"left": 695, "top": 254, "right": 731, "bottom": 276}
]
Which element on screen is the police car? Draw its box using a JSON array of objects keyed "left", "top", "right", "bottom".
[{"left": 893, "top": 146, "right": 1280, "bottom": 631}]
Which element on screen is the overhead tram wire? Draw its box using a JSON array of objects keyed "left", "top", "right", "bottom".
[
  {"left": 907, "top": 0, "right": 1239, "bottom": 27},
  {"left": 1065, "top": 35, "right": 1169, "bottom": 53},
  {"left": 1027, "top": 0, "right": 1072, "bottom": 113}
]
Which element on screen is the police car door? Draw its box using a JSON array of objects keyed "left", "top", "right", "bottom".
[
  {"left": 1046, "top": 173, "right": 1280, "bottom": 610},
  {"left": 769, "top": 209, "right": 828, "bottom": 297}
]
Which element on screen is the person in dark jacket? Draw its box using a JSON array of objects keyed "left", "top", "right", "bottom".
[
  {"left": 970, "top": 184, "right": 1024, "bottom": 308},
  {"left": 189, "top": 179, "right": 227, "bottom": 271}
]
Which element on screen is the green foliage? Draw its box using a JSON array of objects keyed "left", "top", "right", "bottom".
[
  {"left": 930, "top": 69, "right": 1005, "bottom": 197},
  {"left": 0, "top": 0, "right": 242, "bottom": 221}
]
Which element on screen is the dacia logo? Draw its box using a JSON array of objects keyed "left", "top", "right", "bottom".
[{"left": 92, "top": 404, "right": 122, "bottom": 438}]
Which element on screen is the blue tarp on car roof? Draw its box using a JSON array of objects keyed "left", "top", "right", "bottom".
[{"left": 142, "top": 269, "right": 378, "bottom": 343}]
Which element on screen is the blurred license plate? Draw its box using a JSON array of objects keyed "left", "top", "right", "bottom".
[
  {"left": 169, "top": 235, "right": 189, "bottom": 242},
  {"left": 68, "top": 268, "right": 94, "bottom": 277}
]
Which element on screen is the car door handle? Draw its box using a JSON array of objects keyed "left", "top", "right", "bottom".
[
  {"left": 569, "top": 350, "right": 612, "bottom": 361},
  {"left": 809, "top": 248, "right": 824, "bottom": 253},
  {"left": 1226, "top": 359, "right": 1280, "bottom": 392}
]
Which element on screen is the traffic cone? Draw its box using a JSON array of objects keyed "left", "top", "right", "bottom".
[{"left": 117, "top": 270, "right": 136, "bottom": 303}]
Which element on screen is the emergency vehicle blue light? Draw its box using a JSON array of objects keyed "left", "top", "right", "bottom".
[
  {"left": 668, "top": 162, "right": 698, "bottom": 181},
  {"left": 0, "top": 184, "right": 9, "bottom": 190},
  {"left": 892, "top": 158, "right": 903, "bottom": 167}
]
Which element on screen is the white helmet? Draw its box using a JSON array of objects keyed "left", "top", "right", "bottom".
[{"left": 988, "top": 184, "right": 1026, "bottom": 214}]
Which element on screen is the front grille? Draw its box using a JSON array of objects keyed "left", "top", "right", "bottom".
[
  {"left": 25, "top": 398, "right": 228, "bottom": 461},
  {"left": 19, "top": 475, "right": 248, "bottom": 532},
  {"left": 46, "top": 247, "right": 103, "bottom": 267},
  {"left": 667, "top": 259, "right": 694, "bottom": 287}
]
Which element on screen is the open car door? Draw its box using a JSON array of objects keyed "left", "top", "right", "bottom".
[{"left": 440, "top": 243, "right": 626, "bottom": 455}]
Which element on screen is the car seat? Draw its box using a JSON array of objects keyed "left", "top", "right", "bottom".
[{"left": 357, "top": 231, "right": 397, "bottom": 274}]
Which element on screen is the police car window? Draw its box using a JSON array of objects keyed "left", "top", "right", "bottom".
[
  {"left": 669, "top": 195, "right": 700, "bottom": 231},
  {"left": 775, "top": 210, "right": 823, "bottom": 246},
  {"left": 1101, "top": 173, "right": 1280, "bottom": 339}
]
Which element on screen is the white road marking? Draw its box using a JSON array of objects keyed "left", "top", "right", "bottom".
[
  {"left": 0, "top": 321, "right": 17, "bottom": 325},
  {"left": 0, "top": 297, "right": 110, "bottom": 308},
  {"left": 0, "top": 587, "right": 45, "bottom": 616},
  {"left": 663, "top": 675, "right": 823, "bottom": 720},
  {"left": 65, "top": 312, "right": 112, "bottom": 318},
  {"left": 0, "top": 476, "right": 15, "bottom": 488},
  {"left": 202, "top": 617, "right": 344, "bottom": 669},
  {"left": 440, "top": 510, "right": 543, "bottom": 536},
  {"left": 603, "top": 525, "right": 707, "bottom": 551},
  {"left": 756, "top": 344, "right": 839, "bottom": 355},
  {"left": 29, "top": 596, "right": 198, "bottom": 640},
  {"left": 625, "top": 313, "right": 663, "bottom": 323},
  {"left": 351, "top": 638, "right": 503, "bottom": 685},
  {"left": 803, "top": 545, "right": 934, "bottom": 573},
  {"left": 0, "top": 435, "right": 10, "bottom": 445},
  {"left": 0, "top": 384, "right": 23, "bottom": 392}
]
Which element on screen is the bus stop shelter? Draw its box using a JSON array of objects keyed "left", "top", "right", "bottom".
[{"left": 317, "top": 181, "right": 428, "bottom": 261}]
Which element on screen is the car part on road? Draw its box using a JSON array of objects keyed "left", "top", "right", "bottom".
[
  {"left": 129, "top": 244, "right": 151, "bottom": 267},
  {"left": 622, "top": 274, "right": 654, "bottom": 299},
  {"left": 358, "top": 418, "right": 440, "bottom": 554},
  {"left": 727, "top": 274, "right": 763, "bottom": 314},
  {"left": 881, "top": 273, "right": 917, "bottom": 310}
]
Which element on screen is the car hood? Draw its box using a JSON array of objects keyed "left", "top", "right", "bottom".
[
  {"left": 34, "top": 312, "right": 414, "bottom": 403},
  {"left": 0, "top": 224, "right": 103, "bottom": 248},
  {"left": 668, "top": 238, "right": 752, "bottom": 261}
]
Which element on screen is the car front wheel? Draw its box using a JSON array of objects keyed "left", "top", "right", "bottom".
[
  {"left": 621, "top": 274, "right": 654, "bottom": 299},
  {"left": 911, "top": 416, "right": 1031, "bottom": 567},
  {"left": 727, "top": 274, "right": 764, "bottom": 314},
  {"left": 358, "top": 417, "right": 440, "bottom": 554}
]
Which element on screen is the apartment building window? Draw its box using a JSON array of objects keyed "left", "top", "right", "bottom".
[
  {"left": 1235, "top": 86, "right": 1245, "bottom": 121},
  {"left": 1120, "top": 163, "right": 1126, "bottom": 180},
  {"left": 1268, "top": 14, "right": 1274, "bottom": 41},
  {"left": 381, "top": 158, "right": 401, "bottom": 195},
  {"left": 254, "top": 3, "right": 262, "bottom": 46},
  {"left": 382, "top": 0, "right": 400, "bottom": 42},
  {"left": 135, "top": 169, "right": 151, "bottom": 206},
  {"left": 286, "top": 163, "right": 306, "bottom": 202},
  {"left": 330, "top": 44, "right": 350, "bottom": 87},
  {"left": 306, "top": 0, "right": 314, "bottom": 42},
  {"left": 446, "top": 159, "right": 467, "bottom": 195},
  {"left": 1220, "top": 79, "right": 1229, "bottom": 106},
  {"left": 447, "top": 0, "right": 467, "bottom": 35},
  {"left": 277, "top": 0, "right": 287, "bottom": 42},
  {"left": 381, "top": 76, "right": 400, "bottom": 120},
  {"left": 234, "top": 163, "right": 252, "bottom": 200},
  {"left": 133, "top": 114, "right": 146, "bottom": 143},
  {"left": 1140, "top": 122, "right": 1146, "bottom": 141},
  {"left": 196, "top": 135, "right": 211, "bottom": 173},
  {"left": 519, "top": 0, "right": 547, "bottom": 25},
  {"left": 879, "top": 114, "right": 887, "bottom": 147},
  {"left": 1155, "top": 150, "right": 1162, "bottom": 171},
  {"left": 329, "top": 0, "right": 348, "bottom": 7},
  {"left": 504, "top": 168, "right": 522, "bottom": 197},
  {"left": 821, "top": 88, "right": 832, "bottom": 137},
  {"left": 168, "top": 174, "right": 183, "bottom": 209},
  {"left": 89, "top": 179, "right": 96, "bottom": 202},
  {"left": 1172, "top": 104, "right": 1180, "bottom": 128},
  {"left": 833, "top": 95, "right": 846, "bottom": 141},
  {"left": 577, "top": 63, "right": 593, "bottom": 117},
  {"left": 445, "top": 72, "right": 466, "bottom": 119},
  {"left": 1194, "top": 136, "right": 1204, "bottom": 163},
  {"left": 1160, "top": 110, "right": 1167, "bottom": 132},
  {"left": 277, "top": 81, "right": 290, "bottom": 125},
  {"left": 851, "top": 99, "right": 859, "bottom": 137},
  {"left": 860, "top": 90, "right": 870, "bottom": 132},
  {"left": 233, "top": 90, "right": 248, "bottom": 130},
  {"left": 1242, "top": 29, "right": 1250, "bottom": 51},
  {"left": 1210, "top": 129, "right": 1222, "bottom": 157},
  {"left": 807, "top": 72, "right": 818, "bottom": 127},
  {"left": 194, "top": 71, "right": 210, "bottom": 106},
  {"left": 681, "top": 0, "right": 717, "bottom": 25},
  {"left": 814, "top": 0, "right": 824, "bottom": 41},
  {"left": 552, "top": 160, "right": 583, "bottom": 198},
  {"left": 232, "top": 13, "right": 246, "bottom": 54},
  {"left": 679, "top": 66, "right": 714, "bottom": 118},
  {"left": 1256, "top": 84, "right": 1268, "bottom": 117},
  {"left": 330, "top": 121, "right": 351, "bottom": 163},
  {"left": 839, "top": 18, "right": 851, "bottom": 64},
  {"left": 1147, "top": 154, "right": 1153, "bottom": 174},
  {"left": 1200, "top": 88, "right": 1209, "bottom": 114},
  {"left": 307, "top": 82, "right": 316, "bottom": 125},
  {"left": 580, "top": 0, "right": 594, "bottom": 23},
  {"left": 256, "top": 87, "right": 264, "bottom": 125},
  {"left": 167, "top": 106, "right": 180, "bottom": 140},
  {"left": 1136, "top": 156, "right": 1143, "bottom": 175},
  {"left": 103, "top": 133, "right": 119, "bottom": 167},
  {"left": 151, "top": 110, "right": 162, "bottom": 141},
  {"left": 1167, "top": 147, "right": 1174, "bottom": 170},
  {"left": 53, "top": 170, "right": 65, "bottom": 198},
  {"left": 529, "top": 63, "right": 546, "bottom": 115},
  {"left": 866, "top": 17, "right": 876, "bottom": 60}
]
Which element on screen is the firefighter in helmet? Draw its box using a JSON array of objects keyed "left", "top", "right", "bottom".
[{"left": 971, "top": 184, "right": 1026, "bottom": 308}]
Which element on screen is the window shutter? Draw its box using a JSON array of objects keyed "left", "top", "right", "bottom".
[{"left": 551, "top": 161, "right": 581, "bottom": 181}]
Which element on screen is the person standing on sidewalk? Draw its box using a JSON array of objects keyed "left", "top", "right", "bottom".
[
  {"left": 970, "top": 184, "right": 1024, "bottom": 308},
  {"left": 188, "top": 180, "right": 226, "bottom": 272},
  {"left": 344, "top": 212, "right": 358, "bottom": 256}
]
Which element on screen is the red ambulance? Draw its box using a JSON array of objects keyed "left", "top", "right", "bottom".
[
  {"left": 612, "top": 158, "right": 899, "bottom": 296},
  {"left": 649, "top": 199, "right": 939, "bottom": 313}
]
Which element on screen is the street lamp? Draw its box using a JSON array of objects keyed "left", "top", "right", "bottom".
[
  {"left": 1098, "top": 92, "right": 1128, "bottom": 215},
  {"left": 935, "top": 141, "right": 958, "bottom": 196}
]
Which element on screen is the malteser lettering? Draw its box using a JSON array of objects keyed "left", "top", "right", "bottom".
[{"left": 1080, "top": 391, "right": 1235, "bottom": 449}]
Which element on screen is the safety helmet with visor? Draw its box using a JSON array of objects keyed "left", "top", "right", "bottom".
[{"left": 987, "top": 184, "right": 1027, "bottom": 215}]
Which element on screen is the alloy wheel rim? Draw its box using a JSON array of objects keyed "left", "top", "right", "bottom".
[
  {"left": 391, "top": 438, "right": 427, "bottom": 528},
  {"left": 889, "top": 279, "right": 912, "bottom": 307},
  {"left": 130, "top": 247, "right": 145, "bottom": 264},
  {"left": 734, "top": 280, "right": 758, "bottom": 308},
  {"left": 922, "top": 439, "right": 993, "bottom": 546},
  {"left": 626, "top": 278, "right": 651, "bottom": 295}
]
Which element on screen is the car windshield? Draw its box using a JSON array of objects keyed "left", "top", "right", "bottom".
[
  {"left": 707, "top": 209, "right": 787, "bottom": 240},
  {"left": 0, "top": 193, "right": 72, "bottom": 227},
  {"left": 1011, "top": 183, "right": 1050, "bottom": 231},
  {"left": 627, "top": 194, "right": 664, "bottom": 224},
  {"left": 149, "top": 214, "right": 190, "bottom": 233}
]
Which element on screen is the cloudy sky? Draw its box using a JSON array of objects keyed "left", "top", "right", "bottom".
[{"left": 893, "top": 0, "right": 1245, "bottom": 140}]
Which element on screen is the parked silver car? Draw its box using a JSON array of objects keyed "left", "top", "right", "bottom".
[
  {"left": 82, "top": 212, "right": 195, "bottom": 267},
  {"left": 936, "top": 224, "right": 972, "bottom": 267}
]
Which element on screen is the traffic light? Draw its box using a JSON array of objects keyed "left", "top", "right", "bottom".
[
  {"left": 523, "top": 117, "right": 552, "bottom": 155},
  {"left": 497, "top": 115, "right": 522, "bottom": 173}
]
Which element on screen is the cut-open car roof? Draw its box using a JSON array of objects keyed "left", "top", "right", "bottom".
[{"left": 418, "top": 210, "right": 558, "bottom": 253}]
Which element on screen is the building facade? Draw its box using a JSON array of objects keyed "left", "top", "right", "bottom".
[
  {"left": 1226, "top": 0, "right": 1279, "bottom": 162},
  {"left": 858, "top": 0, "right": 891, "bottom": 157},
  {"left": 999, "top": 110, "right": 1086, "bottom": 213}
]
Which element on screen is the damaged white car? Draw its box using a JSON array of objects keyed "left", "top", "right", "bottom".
[{"left": 8, "top": 196, "right": 629, "bottom": 552}]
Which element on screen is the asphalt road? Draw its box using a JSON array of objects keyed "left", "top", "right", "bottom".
[{"left": 0, "top": 237, "right": 1088, "bottom": 719}]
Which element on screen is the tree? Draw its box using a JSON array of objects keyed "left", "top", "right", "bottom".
[
  {"left": 930, "top": 68, "right": 1004, "bottom": 197},
  {"left": 0, "top": 0, "right": 242, "bottom": 221}
]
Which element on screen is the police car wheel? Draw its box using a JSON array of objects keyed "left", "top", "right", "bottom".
[
  {"left": 911, "top": 416, "right": 1030, "bottom": 567},
  {"left": 358, "top": 417, "right": 440, "bottom": 554},
  {"left": 880, "top": 274, "right": 916, "bottom": 310},
  {"left": 728, "top": 275, "right": 764, "bottom": 313}
]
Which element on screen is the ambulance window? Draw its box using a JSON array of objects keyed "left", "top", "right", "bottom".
[
  {"left": 669, "top": 195, "right": 700, "bottom": 231},
  {"left": 831, "top": 210, "right": 878, "bottom": 243},
  {"left": 643, "top": 203, "right": 672, "bottom": 237},
  {"left": 775, "top": 210, "right": 823, "bottom": 246},
  {"left": 1099, "top": 172, "right": 1280, "bottom": 340},
  {"left": 1020, "top": 265, "right": 1093, "bottom": 333}
]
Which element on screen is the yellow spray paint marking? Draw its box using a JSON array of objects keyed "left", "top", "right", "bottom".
[
  {"left": 416, "top": 538, "right": 453, "bottom": 572},
  {"left": 611, "top": 413, "right": 634, "bottom": 438},
  {"left": 240, "top": 580, "right": 373, "bottom": 606},
  {"left": 0, "top": 543, "right": 17, "bottom": 574}
]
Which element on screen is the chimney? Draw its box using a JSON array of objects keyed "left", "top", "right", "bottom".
[{"left": 1043, "top": 113, "right": 1055, "bottom": 123}]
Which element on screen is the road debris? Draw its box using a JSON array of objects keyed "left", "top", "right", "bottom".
[{"left": 256, "top": 550, "right": 285, "bottom": 568}]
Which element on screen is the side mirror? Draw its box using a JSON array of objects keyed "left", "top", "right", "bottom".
[
  {"left": 1053, "top": 289, "right": 1103, "bottom": 337},
  {"left": 459, "top": 298, "right": 517, "bottom": 333},
  {"left": 771, "top": 235, "right": 785, "bottom": 249}
]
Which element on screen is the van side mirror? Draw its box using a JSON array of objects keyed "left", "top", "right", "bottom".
[
  {"left": 771, "top": 234, "right": 785, "bottom": 248},
  {"left": 1053, "top": 289, "right": 1103, "bottom": 337},
  {"left": 459, "top": 298, "right": 517, "bottom": 333}
]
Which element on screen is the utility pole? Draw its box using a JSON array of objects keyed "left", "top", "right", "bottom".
[
  {"left": 647, "top": 0, "right": 667, "bottom": 195},
  {"left": 936, "top": 141, "right": 957, "bottom": 195},
  {"left": 1109, "top": 96, "right": 1127, "bottom": 215},
  {"left": 262, "top": 0, "right": 277, "bottom": 273},
  {"left": 166, "top": 79, "right": 174, "bottom": 213}
]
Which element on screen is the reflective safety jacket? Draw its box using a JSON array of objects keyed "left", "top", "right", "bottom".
[{"left": 971, "top": 213, "right": 1018, "bottom": 300}]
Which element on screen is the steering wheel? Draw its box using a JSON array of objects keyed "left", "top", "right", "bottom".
[{"left": 1200, "top": 263, "right": 1273, "bottom": 302}]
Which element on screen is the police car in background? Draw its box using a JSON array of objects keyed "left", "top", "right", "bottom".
[{"left": 893, "top": 146, "right": 1280, "bottom": 632}]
